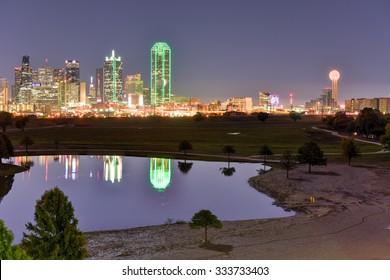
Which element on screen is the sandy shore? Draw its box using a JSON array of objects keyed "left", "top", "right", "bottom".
[{"left": 85, "top": 163, "right": 390, "bottom": 259}]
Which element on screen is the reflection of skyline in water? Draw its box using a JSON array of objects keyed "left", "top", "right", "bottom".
[
  {"left": 14, "top": 155, "right": 124, "bottom": 183},
  {"left": 103, "top": 156, "right": 122, "bottom": 183},
  {"left": 2, "top": 156, "right": 292, "bottom": 244},
  {"left": 150, "top": 158, "right": 171, "bottom": 192}
]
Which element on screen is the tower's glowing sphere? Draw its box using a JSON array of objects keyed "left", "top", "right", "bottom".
[{"left": 329, "top": 70, "right": 340, "bottom": 81}]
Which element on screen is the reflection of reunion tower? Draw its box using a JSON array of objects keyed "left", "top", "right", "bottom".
[{"left": 329, "top": 70, "right": 340, "bottom": 108}]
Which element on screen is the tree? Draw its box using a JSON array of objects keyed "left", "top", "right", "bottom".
[
  {"left": 355, "top": 107, "right": 387, "bottom": 138},
  {"left": 289, "top": 112, "right": 302, "bottom": 122},
  {"left": 341, "top": 137, "right": 361, "bottom": 165},
  {"left": 193, "top": 112, "right": 205, "bottom": 122},
  {"left": 178, "top": 140, "right": 193, "bottom": 156},
  {"left": 0, "top": 111, "right": 13, "bottom": 133},
  {"left": 259, "top": 144, "right": 273, "bottom": 171},
  {"left": 22, "top": 187, "right": 87, "bottom": 259},
  {"left": 178, "top": 161, "right": 193, "bottom": 174},
  {"left": 20, "top": 136, "right": 34, "bottom": 153},
  {"left": 20, "top": 136, "right": 34, "bottom": 152},
  {"left": 257, "top": 112, "right": 269, "bottom": 123},
  {"left": 380, "top": 123, "right": 390, "bottom": 150},
  {"left": 0, "top": 134, "right": 14, "bottom": 163},
  {"left": 14, "top": 116, "right": 29, "bottom": 132},
  {"left": 297, "top": 141, "right": 327, "bottom": 172},
  {"left": 0, "top": 175, "right": 15, "bottom": 205},
  {"left": 220, "top": 167, "right": 236, "bottom": 176},
  {"left": 0, "top": 219, "right": 30, "bottom": 260},
  {"left": 280, "top": 150, "right": 297, "bottom": 178},
  {"left": 189, "top": 210, "right": 222, "bottom": 243},
  {"left": 222, "top": 145, "right": 235, "bottom": 166}
]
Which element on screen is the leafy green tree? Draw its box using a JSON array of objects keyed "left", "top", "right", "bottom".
[
  {"left": 323, "top": 112, "right": 355, "bottom": 132},
  {"left": 178, "top": 140, "right": 193, "bottom": 156},
  {"left": 189, "top": 210, "right": 222, "bottom": 243},
  {"left": 0, "top": 219, "right": 30, "bottom": 260},
  {"left": 20, "top": 136, "right": 34, "bottom": 152},
  {"left": 257, "top": 112, "right": 269, "bottom": 123},
  {"left": 341, "top": 137, "right": 361, "bottom": 165},
  {"left": 14, "top": 116, "right": 29, "bottom": 132},
  {"left": 22, "top": 187, "right": 87, "bottom": 260},
  {"left": 222, "top": 145, "right": 235, "bottom": 166},
  {"left": 380, "top": 123, "right": 390, "bottom": 150},
  {"left": 0, "top": 111, "right": 13, "bottom": 133},
  {"left": 297, "top": 141, "right": 327, "bottom": 172},
  {"left": 289, "top": 112, "right": 302, "bottom": 122},
  {"left": 355, "top": 107, "right": 387, "bottom": 138},
  {"left": 259, "top": 144, "right": 273, "bottom": 170},
  {"left": 280, "top": 150, "right": 297, "bottom": 178},
  {"left": 0, "top": 134, "right": 14, "bottom": 163}
]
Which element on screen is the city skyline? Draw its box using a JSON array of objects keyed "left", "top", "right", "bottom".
[{"left": 1, "top": 0, "right": 390, "bottom": 106}]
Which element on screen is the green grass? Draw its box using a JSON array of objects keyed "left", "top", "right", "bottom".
[{"left": 6, "top": 114, "right": 386, "bottom": 163}]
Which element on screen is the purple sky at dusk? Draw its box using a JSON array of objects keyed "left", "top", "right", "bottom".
[{"left": 1, "top": 0, "right": 390, "bottom": 106}]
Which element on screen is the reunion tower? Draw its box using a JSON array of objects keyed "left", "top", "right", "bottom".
[{"left": 329, "top": 70, "right": 340, "bottom": 107}]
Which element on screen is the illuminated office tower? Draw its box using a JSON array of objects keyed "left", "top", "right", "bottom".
[
  {"left": 80, "top": 82, "right": 86, "bottom": 104},
  {"left": 125, "top": 74, "right": 144, "bottom": 106},
  {"left": 0, "top": 77, "right": 9, "bottom": 110},
  {"left": 65, "top": 60, "right": 80, "bottom": 106},
  {"left": 151, "top": 42, "right": 171, "bottom": 106},
  {"left": 150, "top": 158, "right": 171, "bottom": 192},
  {"left": 89, "top": 76, "right": 96, "bottom": 100},
  {"left": 95, "top": 68, "right": 103, "bottom": 103},
  {"left": 17, "top": 55, "right": 33, "bottom": 104},
  {"left": 38, "top": 66, "right": 53, "bottom": 87},
  {"left": 329, "top": 70, "right": 340, "bottom": 107},
  {"left": 103, "top": 50, "right": 123, "bottom": 103},
  {"left": 13, "top": 67, "right": 22, "bottom": 101}
]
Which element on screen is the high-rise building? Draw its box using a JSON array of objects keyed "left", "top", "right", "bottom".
[
  {"left": 17, "top": 55, "right": 33, "bottom": 104},
  {"left": 13, "top": 67, "right": 22, "bottom": 101},
  {"left": 103, "top": 50, "right": 123, "bottom": 103},
  {"left": 151, "top": 42, "right": 171, "bottom": 106},
  {"left": 125, "top": 74, "right": 144, "bottom": 106},
  {"left": 0, "top": 77, "right": 9, "bottom": 111},
  {"left": 38, "top": 66, "right": 53, "bottom": 87},
  {"left": 65, "top": 60, "right": 80, "bottom": 106},
  {"left": 80, "top": 82, "right": 86, "bottom": 104},
  {"left": 89, "top": 76, "right": 96, "bottom": 99},
  {"left": 95, "top": 68, "right": 103, "bottom": 103}
]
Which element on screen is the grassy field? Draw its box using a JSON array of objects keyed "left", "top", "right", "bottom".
[{"left": 5, "top": 114, "right": 387, "bottom": 164}]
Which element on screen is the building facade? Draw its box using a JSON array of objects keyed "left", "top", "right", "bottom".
[
  {"left": 103, "top": 50, "right": 123, "bottom": 103},
  {"left": 151, "top": 42, "right": 171, "bottom": 106},
  {"left": 125, "top": 74, "right": 144, "bottom": 106},
  {"left": 65, "top": 60, "right": 80, "bottom": 106}
]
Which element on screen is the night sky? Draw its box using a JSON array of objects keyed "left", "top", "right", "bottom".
[{"left": 1, "top": 0, "right": 390, "bottom": 106}]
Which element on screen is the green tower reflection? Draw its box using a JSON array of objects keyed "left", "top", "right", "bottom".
[{"left": 150, "top": 158, "right": 171, "bottom": 192}]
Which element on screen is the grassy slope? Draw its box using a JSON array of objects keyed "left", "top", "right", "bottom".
[{"left": 5, "top": 115, "right": 386, "bottom": 164}]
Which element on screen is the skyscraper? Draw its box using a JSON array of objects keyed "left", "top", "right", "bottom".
[
  {"left": 65, "top": 60, "right": 80, "bottom": 106},
  {"left": 0, "top": 77, "right": 9, "bottom": 110},
  {"left": 125, "top": 74, "right": 144, "bottom": 106},
  {"left": 95, "top": 68, "right": 103, "bottom": 103},
  {"left": 151, "top": 42, "right": 171, "bottom": 106},
  {"left": 103, "top": 50, "right": 123, "bottom": 103},
  {"left": 17, "top": 55, "right": 33, "bottom": 104}
]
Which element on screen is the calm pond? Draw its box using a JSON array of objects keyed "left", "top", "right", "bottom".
[{"left": 0, "top": 155, "right": 293, "bottom": 243}]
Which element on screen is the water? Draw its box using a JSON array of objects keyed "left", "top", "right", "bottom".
[{"left": 0, "top": 155, "right": 293, "bottom": 243}]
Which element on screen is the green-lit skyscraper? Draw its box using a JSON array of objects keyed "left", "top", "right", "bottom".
[
  {"left": 151, "top": 42, "right": 171, "bottom": 106},
  {"left": 104, "top": 50, "right": 123, "bottom": 103}
]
